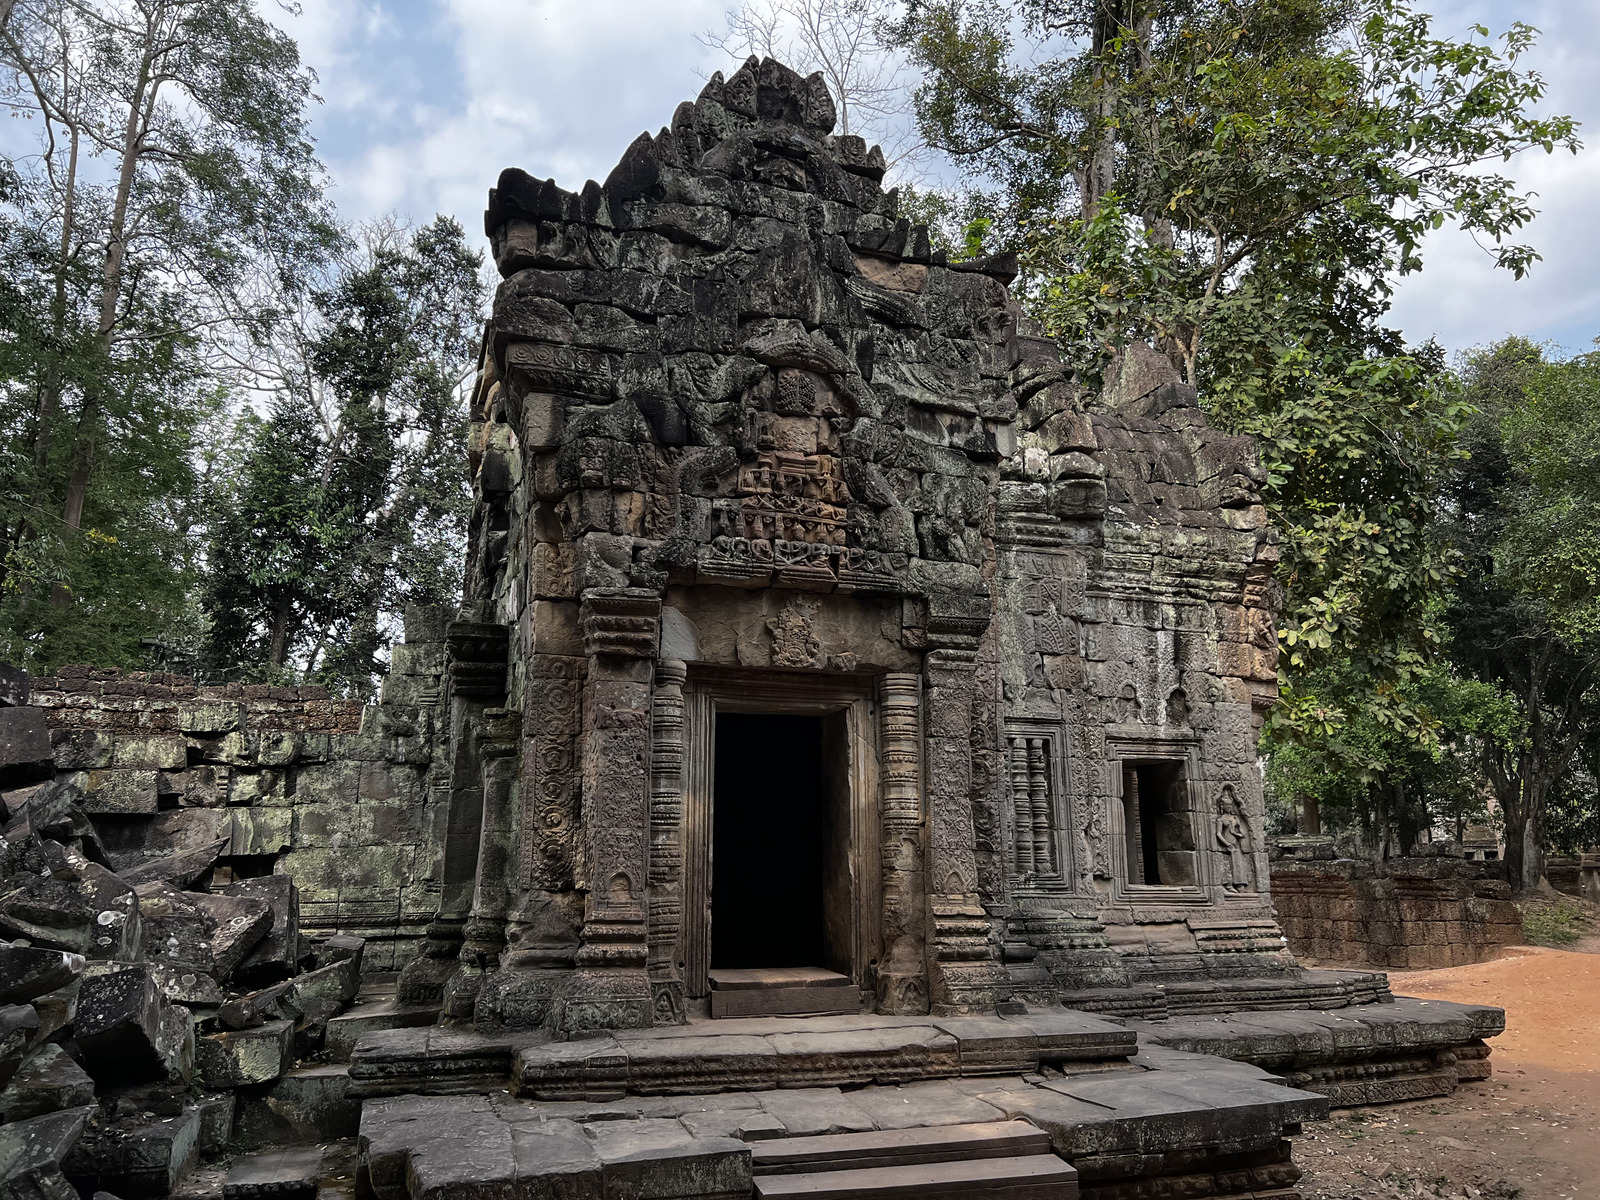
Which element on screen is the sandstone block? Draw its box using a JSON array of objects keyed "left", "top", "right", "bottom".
[
  {"left": 0, "top": 1104, "right": 94, "bottom": 1200},
  {"left": 79, "top": 769, "right": 160, "bottom": 815},
  {"left": 50, "top": 730, "right": 114, "bottom": 771},
  {"left": 111, "top": 734, "right": 188, "bottom": 771},
  {"left": 74, "top": 965, "right": 193, "bottom": 1086},
  {"left": 197, "top": 1020, "right": 295, "bottom": 1089},
  {"left": 0, "top": 1043, "right": 95, "bottom": 1122}
]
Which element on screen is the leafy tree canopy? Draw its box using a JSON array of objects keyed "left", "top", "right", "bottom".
[{"left": 895, "top": 0, "right": 1579, "bottom": 743}]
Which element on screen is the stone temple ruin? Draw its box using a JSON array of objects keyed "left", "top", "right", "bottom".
[{"left": 1, "top": 58, "right": 1505, "bottom": 1200}]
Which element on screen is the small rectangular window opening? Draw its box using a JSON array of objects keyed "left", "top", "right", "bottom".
[{"left": 1120, "top": 759, "right": 1196, "bottom": 887}]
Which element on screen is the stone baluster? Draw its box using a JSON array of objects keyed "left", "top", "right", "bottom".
[
  {"left": 1009, "top": 737, "right": 1035, "bottom": 878},
  {"left": 1028, "top": 737, "right": 1054, "bottom": 877}
]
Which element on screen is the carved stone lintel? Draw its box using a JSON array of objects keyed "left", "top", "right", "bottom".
[
  {"left": 924, "top": 591, "right": 991, "bottom": 652},
  {"left": 580, "top": 588, "right": 662, "bottom": 658}
]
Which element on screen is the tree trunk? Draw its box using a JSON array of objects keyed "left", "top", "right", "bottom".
[
  {"left": 268, "top": 595, "right": 292, "bottom": 668},
  {"left": 52, "top": 8, "right": 163, "bottom": 603}
]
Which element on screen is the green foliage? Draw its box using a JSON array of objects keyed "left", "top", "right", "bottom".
[
  {"left": 896, "top": 0, "right": 1577, "bottom": 747},
  {"left": 1443, "top": 340, "right": 1600, "bottom": 886},
  {"left": 0, "top": 0, "right": 337, "bottom": 672},
  {"left": 1518, "top": 898, "right": 1584, "bottom": 948},
  {"left": 201, "top": 217, "right": 485, "bottom": 696}
]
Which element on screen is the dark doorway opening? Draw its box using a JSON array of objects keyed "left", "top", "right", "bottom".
[
  {"left": 712, "top": 712, "right": 828, "bottom": 970},
  {"left": 1120, "top": 759, "right": 1196, "bottom": 886}
]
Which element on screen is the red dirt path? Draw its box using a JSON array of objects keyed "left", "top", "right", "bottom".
[{"left": 1292, "top": 946, "right": 1600, "bottom": 1199}]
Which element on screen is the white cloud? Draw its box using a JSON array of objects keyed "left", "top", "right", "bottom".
[
  {"left": 280, "top": 0, "right": 1599, "bottom": 354},
  {"left": 1384, "top": 0, "right": 1600, "bottom": 353}
]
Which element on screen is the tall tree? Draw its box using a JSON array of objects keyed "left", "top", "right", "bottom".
[
  {"left": 895, "top": 0, "right": 1578, "bottom": 739},
  {"left": 1444, "top": 339, "right": 1600, "bottom": 889},
  {"left": 202, "top": 217, "right": 485, "bottom": 695},
  {"left": 0, "top": 0, "right": 336, "bottom": 667}
]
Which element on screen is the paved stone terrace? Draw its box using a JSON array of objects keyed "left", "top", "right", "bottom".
[{"left": 358, "top": 1048, "right": 1326, "bottom": 1200}]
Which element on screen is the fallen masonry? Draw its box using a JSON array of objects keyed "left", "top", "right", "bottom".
[{"left": 0, "top": 53, "right": 1508, "bottom": 1200}]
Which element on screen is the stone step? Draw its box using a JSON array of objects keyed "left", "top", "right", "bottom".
[
  {"left": 711, "top": 968, "right": 858, "bottom": 1019},
  {"left": 1132, "top": 995, "right": 1505, "bottom": 1106},
  {"left": 751, "top": 1120, "right": 1052, "bottom": 1174},
  {"left": 509, "top": 1010, "right": 1135, "bottom": 1101},
  {"left": 222, "top": 1146, "right": 323, "bottom": 1200},
  {"left": 325, "top": 997, "right": 440, "bottom": 1063},
  {"left": 753, "top": 1155, "right": 1077, "bottom": 1198}
]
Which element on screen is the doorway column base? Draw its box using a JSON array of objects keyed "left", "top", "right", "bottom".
[
  {"left": 397, "top": 917, "right": 466, "bottom": 1007},
  {"left": 549, "top": 967, "right": 653, "bottom": 1037}
]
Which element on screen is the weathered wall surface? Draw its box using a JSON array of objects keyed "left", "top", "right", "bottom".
[
  {"left": 23, "top": 614, "right": 448, "bottom": 971},
  {"left": 1271, "top": 856, "right": 1523, "bottom": 969}
]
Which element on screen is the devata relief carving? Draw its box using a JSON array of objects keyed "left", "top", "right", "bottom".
[{"left": 402, "top": 53, "right": 1295, "bottom": 1035}]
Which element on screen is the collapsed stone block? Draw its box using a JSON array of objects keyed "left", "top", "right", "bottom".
[
  {"left": 224, "top": 876, "right": 300, "bottom": 986},
  {"left": 232, "top": 1065, "right": 357, "bottom": 1150},
  {"left": 0, "top": 706, "right": 52, "bottom": 785},
  {"left": 0, "top": 944, "right": 83, "bottom": 1005},
  {"left": 63, "top": 1103, "right": 201, "bottom": 1199},
  {"left": 0, "top": 854, "right": 140, "bottom": 959},
  {"left": 0, "top": 1043, "right": 96, "bottom": 1122},
  {"left": 72, "top": 965, "right": 194, "bottom": 1086},
  {"left": 196, "top": 1019, "right": 294, "bottom": 1089},
  {"left": 116, "top": 839, "right": 228, "bottom": 889},
  {"left": 0, "top": 1104, "right": 94, "bottom": 1200},
  {"left": 194, "top": 1091, "right": 236, "bottom": 1155},
  {"left": 133, "top": 882, "right": 271, "bottom": 981},
  {"left": 1, "top": 1003, "right": 40, "bottom": 1087}
]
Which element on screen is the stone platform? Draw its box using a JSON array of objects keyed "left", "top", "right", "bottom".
[
  {"left": 1133, "top": 996, "right": 1505, "bottom": 1106},
  {"left": 347, "top": 1009, "right": 1135, "bottom": 1101},
  {"left": 358, "top": 1049, "right": 1324, "bottom": 1200}
]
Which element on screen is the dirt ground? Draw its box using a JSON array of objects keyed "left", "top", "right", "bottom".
[{"left": 1292, "top": 945, "right": 1600, "bottom": 1200}]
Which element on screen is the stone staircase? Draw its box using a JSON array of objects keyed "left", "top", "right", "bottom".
[{"left": 749, "top": 1121, "right": 1077, "bottom": 1198}]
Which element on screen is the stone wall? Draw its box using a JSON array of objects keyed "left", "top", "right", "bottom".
[
  {"left": 21, "top": 611, "right": 449, "bottom": 971},
  {"left": 1271, "top": 854, "right": 1523, "bottom": 970}
]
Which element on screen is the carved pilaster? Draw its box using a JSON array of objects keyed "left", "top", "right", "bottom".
[
  {"left": 876, "top": 673, "right": 927, "bottom": 1014},
  {"left": 924, "top": 650, "right": 1007, "bottom": 1013},
  {"left": 551, "top": 645, "right": 654, "bottom": 1033},
  {"left": 519, "top": 656, "right": 585, "bottom": 893},
  {"left": 443, "top": 708, "right": 520, "bottom": 1020},
  {"left": 397, "top": 620, "right": 509, "bottom": 1009},
  {"left": 647, "top": 659, "right": 688, "bottom": 1025}
]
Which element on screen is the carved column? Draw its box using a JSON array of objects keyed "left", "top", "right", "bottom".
[
  {"left": 396, "top": 620, "right": 507, "bottom": 1008},
  {"left": 548, "top": 588, "right": 659, "bottom": 1035},
  {"left": 443, "top": 708, "right": 520, "bottom": 1020},
  {"left": 876, "top": 673, "right": 927, "bottom": 1014},
  {"left": 924, "top": 649, "right": 1008, "bottom": 1012},
  {"left": 647, "top": 659, "right": 687, "bottom": 1025},
  {"left": 473, "top": 654, "right": 586, "bottom": 1030}
]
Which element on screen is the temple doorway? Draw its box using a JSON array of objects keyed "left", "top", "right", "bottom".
[
  {"left": 711, "top": 712, "right": 827, "bottom": 968},
  {"left": 678, "top": 669, "right": 882, "bottom": 1016},
  {"left": 704, "top": 709, "right": 857, "bottom": 1016}
]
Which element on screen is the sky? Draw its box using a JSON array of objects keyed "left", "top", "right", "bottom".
[{"left": 280, "top": 1, "right": 1600, "bottom": 359}]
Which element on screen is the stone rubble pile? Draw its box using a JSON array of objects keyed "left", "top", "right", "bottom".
[{"left": 0, "top": 666, "right": 369, "bottom": 1199}]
